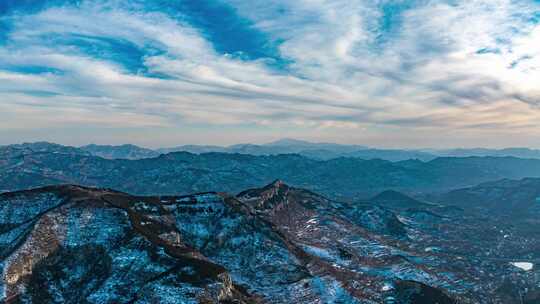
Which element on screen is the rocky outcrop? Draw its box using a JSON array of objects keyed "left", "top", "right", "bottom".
[{"left": 0, "top": 186, "right": 258, "bottom": 304}]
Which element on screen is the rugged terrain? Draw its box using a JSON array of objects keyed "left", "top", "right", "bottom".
[{"left": 0, "top": 181, "right": 538, "bottom": 303}]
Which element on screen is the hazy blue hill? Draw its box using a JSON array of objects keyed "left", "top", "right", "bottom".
[
  {"left": 265, "top": 138, "right": 318, "bottom": 146},
  {"left": 10, "top": 141, "right": 540, "bottom": 163},
  {"left": 434, "top": 177, "right": 540, "bottom": 217},
  {"left": 80, "top": 144, "right": 160, "bottom": 160},
  {"left": 266, "top": 138, "right": 367, "bottom": 150},
  {"left": 1, "top": 141, "right": 90, "bottom": 156},
  {"left": 224, "top": 139, "right": 370, "bottom": 157},
  {"left": 154, "top": 139, "right": 372, "bottom": 160},
  {"left": 435, "top": 147, "right": 540, "bottom": 159},
  {"left": 156, "top": 144, "right": 228, "bottom": 154},
  {"left": 155, "top": 143, "right": 540, "bottom": 162},
  {"left": 155, "top": 140, "right": 540, "bottom": 161},
  {"left": 3, "top": 148, "right": 540, "bottom": 199},
  {"left": 343, "top": 149, "right": 436, "bottom": 162}
]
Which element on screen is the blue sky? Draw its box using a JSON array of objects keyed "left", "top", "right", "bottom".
[{"left": 0, "top": 0, "right": 539, "bottom": 148}]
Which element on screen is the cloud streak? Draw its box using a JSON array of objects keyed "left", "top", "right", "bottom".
[{"left": 0, "top": 0, "right": 539, "bottom": 148}]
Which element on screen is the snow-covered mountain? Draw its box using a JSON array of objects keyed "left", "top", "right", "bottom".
[{"left": 1, "top": 181, "right": 538, "bottom": 303}]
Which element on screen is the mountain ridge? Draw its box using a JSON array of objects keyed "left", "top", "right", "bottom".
[
  {"left": 5, "top": 141, "right": 540, "bottom": 162},
  {"left": 1, "top": 181, "right": 539, "bottom": 303},
  {"left": 3, "top": 146, "right": 540, "bottom": 199}
]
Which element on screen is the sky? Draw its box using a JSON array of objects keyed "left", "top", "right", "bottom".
[{"left": 0, "top": 0, "right": 539, "bottom": 148}]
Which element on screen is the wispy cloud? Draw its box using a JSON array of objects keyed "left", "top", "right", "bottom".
[{"left": 0, "top": 0, "right": 539, "bottom": 147}]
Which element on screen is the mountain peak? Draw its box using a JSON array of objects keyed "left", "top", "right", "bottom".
[
  {"left": 237, "top": 179, "right": 289, "bottom": 197},
  {"left": 264, "top": 179, "right": 286, "bottom": 189},
  {"left": 235, "top": 180, "right": 292, "bottom": 212}
]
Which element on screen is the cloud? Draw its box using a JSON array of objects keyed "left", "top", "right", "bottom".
[{"left": 0, "top": 0, "right": 539, "bottom": 147}]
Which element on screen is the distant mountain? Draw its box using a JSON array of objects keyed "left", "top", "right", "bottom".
[
  {"left": 2, "top": 145, "right": 540, "bottom": 199},
  {"left": 158, "top": 140, "right": 540, "bottom": 161},
  {"left": 228, "top": 143, "right": 294, "bottom": 155},
  {"left": 156, "top": 144, "right": 227, "bottom": 154},
  {"left": 266, "top": 138, "right": 319, "bottom": 146},
  {"left": 80, "top": 144, "right": 160, "bottom": 160},
  {"left": 224, "top": 139, "right": 370, "bottom": 158},
  {"left": 1, "top": 181, "right": 537, "bottom": 303},
  {"left": 266, "top": 138, "right": 367, "bottom": 151},
  {"left": 160, "top": 139, "right": 423, "bottom": 161},
  {"left": 434, "top": 147, "right": 540, "bottom": 159},
  {"left": 159, "top": 142, "right": 540, "bottom": 162},
  {"left": 346, "top": 149, "right": 436, "bottom": 162},
  {"left": 1, "top": 141, "right": 90, "bottom": 157},
  {"left": 433, "top": 177, "right": 540, "bottom": 217},
  {"left": 6, "top": 141, "right": 540, "bottom": 162},
  {"left": 265, "top": 139, "right": 434, "bottom": 161},
  {"left": 276, "top": 148, "right": 436, "bottom": 161}
]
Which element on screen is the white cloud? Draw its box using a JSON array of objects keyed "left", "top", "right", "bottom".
[{"left": 0, "top": 0, "right": 539, "bottom": 147}]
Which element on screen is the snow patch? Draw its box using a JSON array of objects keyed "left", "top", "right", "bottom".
[
  {"left": 306, "top": 218, "right": 318, "bottom": 224},
  {"left": 381, "top": 282, "right": 394, "bottom": 292},
  {"left": 510, "top": 262, "right": 534, "bottom": 271},
  {"left": 424, "top": 246, "right": 441, "bottom": 253}
]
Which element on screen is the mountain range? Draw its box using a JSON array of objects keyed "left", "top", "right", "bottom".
[
  {"left": 1, "top": 180, "right": 538, "bottom": 303},
  {"left": 3, "top": 142, "right": 540, "bottom": 199},
  {"left": 6, "top": 140, "right": 540, "bottom": 162},
  {"left": 2, "top": 141, "right": 540, "bottom": 303}
]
